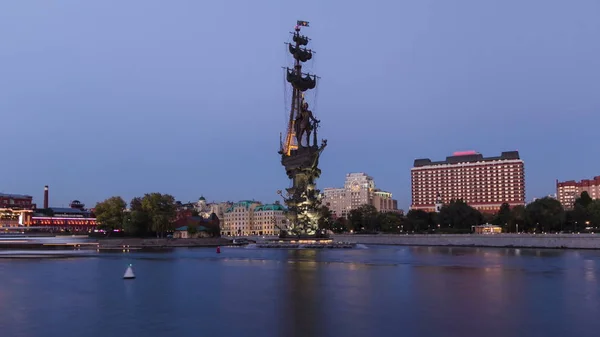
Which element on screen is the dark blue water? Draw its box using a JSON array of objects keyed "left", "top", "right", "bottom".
[{"left": 0, "top": 246, "right": 599, "bottom": 337}]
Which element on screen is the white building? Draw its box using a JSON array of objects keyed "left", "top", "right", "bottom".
[
  {"left": 322, "top": 172, "right": 399, "bottom": 218},
  {"left": 222, "top": 200, "right": 288, "bottom": 236},
  {"left": 253, "top": 203, "right": 288, "bottom": 236},
  {"left": 222, "top": 200, "right": 262, "bottom": 236},
  {"left": 194, "top": 196, "right": 231, "bottom": 220}
]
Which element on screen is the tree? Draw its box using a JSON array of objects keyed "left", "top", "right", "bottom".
[
  {"left": 493, "top": 203, "right": 512, "bottom": 231},
  {"left": 141, "top": 193, "right": 177, "bottom": 237},
  {"left": 438, "top": 199, "right": 483, "bottom": 230},
  {"left": 122, "top": 197, "right": 151, "bottom": 236},
  {"left": 587, "top": 200, "right": 600, "bottom": 226},
  {"left": 575, "top": 191, "right": 593, "bottom": 208},
  {"left": 331, "top": 217, "right": 348, "bottom": 233},
  {"left": 525, "top": 197, "right": 565, "bottom": 232},
  {"left": 510, "top": 205, "right": 526, "bottom": 232},
  {"left": 377, "top": 212, "right": 404, "bottom": 233},
  {"left": 191, "top": 209, "right": 200, "bottom": 217},
  {"left": 405, "top": 209, "right": 431, "bottom": 233},
  {"left": 94, "top": 196, "right": 127, "bottom": 231},
  {"left": 348, "top": 204, "right": 378, "bottom": 232},
  {"left": 130, "top": 197, "right": 143, "bottom": 211}
]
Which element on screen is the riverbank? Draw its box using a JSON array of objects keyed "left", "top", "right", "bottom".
[
  {"left": 332, "top": 234, "right": 600, "bottom": 249},
  {"left": 0, "top": 237, "right": 232, "bottom": 250},
  {"left": 97, "top": 237, "right": 231, "bottom": 248}
]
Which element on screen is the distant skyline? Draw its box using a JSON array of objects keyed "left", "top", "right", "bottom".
[{"left": 2, "top": 0, "right": 600, "bottom": 210}]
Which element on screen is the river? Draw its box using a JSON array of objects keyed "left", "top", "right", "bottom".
[{"left": 0, "top": 245, "right": 598, "bottom": 337}]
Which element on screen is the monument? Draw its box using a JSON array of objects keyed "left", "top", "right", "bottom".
[{"left": 278, "top": 20, "right": 328, "bottom": 240}]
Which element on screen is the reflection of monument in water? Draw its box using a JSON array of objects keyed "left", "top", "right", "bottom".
[
  {"left": 279, "top": 250, "right": 322, "bottom": 337},
  {"left": 278, "top": 20, "right": 327, "bottom": 239}
]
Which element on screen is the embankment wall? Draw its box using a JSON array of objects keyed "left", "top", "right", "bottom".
[{"left": 333, "top": 234, "right": 600, "bottom": 249}]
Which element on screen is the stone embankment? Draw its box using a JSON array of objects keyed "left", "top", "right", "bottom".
[
  {"left": 97, "top": 237, "right": 231, "bottom": 249},
  {"left": 333, "top": 234, "right": 600, "bottom": 250}
]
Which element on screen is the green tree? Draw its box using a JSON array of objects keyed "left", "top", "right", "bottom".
[
  {"left": 130, "top": 197, "right": 143, "bottom": 211},
  {"left": 123, "top": 197, "right": 151, "bottom": 236},
  {"left": 377, "top": 212, "right": 404, "bottom": 233},
  {"left": 493, "top": 203, "right": 512, "bottom": 231},
  {"left": 525, "top": 197, "right": 565, "bottom": 232},
  {"left": 94, "top": 196, "right": 127, "bottom": 231},
  {"left": 331, "top": 217, "right": 348, "bottom": 233},
  {"left": 438, "top": 199, "right": 483, "bottom": 230},
  {"left": 348, "top": 204, "right": 378, "bottom": 232},
  {"left": 587, "top": 200, "right": 600, "bottom": 226},
  {"left": 510, "top": 205, "right": 526, "bottom": 232},
  {"left": 405, "top": 209, "right": 431, "bottom": 233},
  {"left": 141, "top": 193, "right": 177, "bottom": 237},
  {"left": 575, "top": 191, "right": 593, "bottom": 208}
]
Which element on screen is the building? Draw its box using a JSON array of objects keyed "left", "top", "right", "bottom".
[
  {"left": 173, "top": 213, "right": 220, "bottom": 238},
  {"left": 411, "top": 151, "right": 525, "bottom": 213},
  {"left": 322, "top": 188, "right": 348, "bottom": 218},
  {"left": 221, "top": 201, "right": 289, "bottom": 236},
  {"left": 0, "top": 193, "right": 36, "bottom": 227},
  {"left": 222, "top": 200, "right": 262, "bottom": 236},
  {"left": 0, "top": 193, "right": 35, "bottom": 210},
  {"left": 474, "top": 224, "right": 502, "bottom": 234},
  {"left": 253, "top": 203, "right": 287, "bottom": 236},
  {"left": 187, "top": 196, "right": 232, "bottom": 220},
  {"left": 31, "top": 201, "right": 97, "bottom": 230},
  {"left": 322, "top": 172, "right": 399, "bottom": 218},
  {"left": 372, "top": 190, "right": 399, "bottom": 213},
  {"left": 0, "top": 186, "right": 96, "bottom": 231},
  {"left": 557, "top": 176, "right": 600, "bottom": 209}
]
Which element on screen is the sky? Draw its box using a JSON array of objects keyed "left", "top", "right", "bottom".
[{"left": 1, "top": 0, "right": 600, "bottom": 210}]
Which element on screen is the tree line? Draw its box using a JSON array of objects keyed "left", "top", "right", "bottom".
[
  {"left": 318, "top": 192, "right": 600, "bottom": 234},
  {"left": 94, "top": 193, "right": 178, "bottom": 237}
]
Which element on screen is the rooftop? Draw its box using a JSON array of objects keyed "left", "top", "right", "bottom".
[
  {"left": 175, "top": 225, "right": 208, "bottom": 232},
  {"left": 50, "top": 207, "right": 89, "bottom": 214},
  {"left": 254, "top": 204, "right": 286, "bottom": 212},
  {"left": 225, "top": 200, "right": 261, "bottom": 213},
  {"left": 413, "top": 151, "right": 521, "bottom": 168},
  {"left": 0, "top": 193, "right": 33, "bottom": 199}
]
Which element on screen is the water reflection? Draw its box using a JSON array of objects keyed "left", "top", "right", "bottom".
[
  {"left": 1, "top": 247, "right": 600, "bottom": 337},
  {"left": 279, "top": 250, "right": 322, "bottom": 337}
]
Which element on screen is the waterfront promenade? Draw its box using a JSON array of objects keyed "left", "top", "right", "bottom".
[
  {"left": 0, "top": 236, "right": 231, "bottom": 250},
  {"left": 333, "top": 233, "right": 600, "bottom": 249}
]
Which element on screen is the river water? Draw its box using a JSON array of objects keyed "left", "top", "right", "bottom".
[{"left": 0, "top": 245, "right": 598, "bottom": 337}]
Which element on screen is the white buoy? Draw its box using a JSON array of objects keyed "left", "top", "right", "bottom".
[{"left": 123, "top": 264, "right": 135, "bottom": 279}]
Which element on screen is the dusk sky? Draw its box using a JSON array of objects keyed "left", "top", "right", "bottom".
[{"left": 2, "top": 1, "right": 599, "bottom": 210}]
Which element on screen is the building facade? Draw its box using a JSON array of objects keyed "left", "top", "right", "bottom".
[
  {"left": 557, "top": 176, "right": 600, "bottom": 209},
  {"left": 252, "top": 203, "right": 287, "bottom": 236},
  {"left": 0, "top": 193, "right": 35, "bottom": 227},
  {"left": 193, "top": 196, "right": 232, "bottom": 220},
  {"left": 222, "top": 200, "right": 288, "bottom": 236},
  {"left": 411, "top": 151, "right": 525, "bottom": 213},
  {"left": 372, "top": 190, "right": 399, "bottom": 213},
  {"left": 0, "top": 193, "right": 34, "bottom": 210},
  {"left": 322, "top": 172, "right": 399, "bottom": 218},
  {"left": 222, "top": 200, "right": 261, "bottom": 236}
]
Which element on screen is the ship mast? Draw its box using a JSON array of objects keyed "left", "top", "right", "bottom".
[{"left": 281, "top": 20, "right": 317, "bottom": 156}]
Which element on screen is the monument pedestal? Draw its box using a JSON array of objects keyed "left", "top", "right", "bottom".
[{"left": 256, "top": 237, "right": 356, "bottom": 249}]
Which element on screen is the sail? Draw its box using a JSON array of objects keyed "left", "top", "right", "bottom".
[
  {"left": 288, "top": 44, "right": 312, "bottom": 62},
  {"left": 293, "top": 33, "right": 309, "bottom": 46},
  {"left": 286, "top": 68, "right": 316, "bottom": 91}
]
